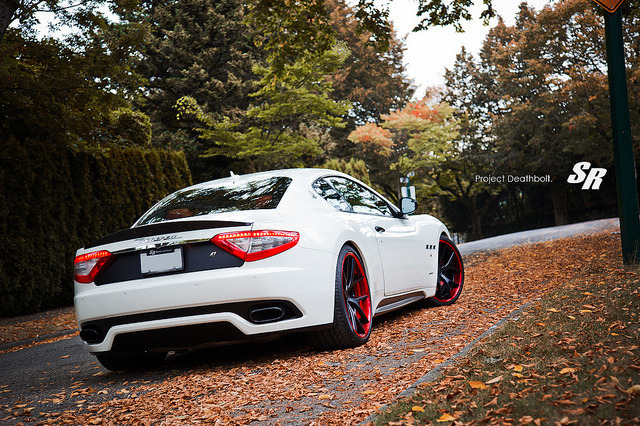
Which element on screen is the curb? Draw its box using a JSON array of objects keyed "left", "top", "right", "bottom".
[
  {"left": 361, "top": 300, "right": 535, "bottom": 425},
  {"left": 0, "top": 328, "right": 79, "bottom": 352}
]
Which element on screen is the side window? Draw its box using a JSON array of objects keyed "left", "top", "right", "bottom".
[
  {"left": 325, "top": 177, "right": 393, "bottom": 217},
  {"left": 312, "top": 179, "right": 352, "bottom": 212}
]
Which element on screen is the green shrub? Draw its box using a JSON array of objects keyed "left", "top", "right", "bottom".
[{"left": 0, "top": 137, "right": 192, "bottom": 317}]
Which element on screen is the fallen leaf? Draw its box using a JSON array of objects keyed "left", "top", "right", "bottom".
[
  {"left": 412, "top": 405, "right": 425, "bottom": 412},
  {"left": 513, "top": 365, "right": 523, "bottom": 372},
  {"left": 486, "top": 376, "right": 503, "bottom": 385},
  {"left": 626, "top": 385, "right": 640, "bottom": 395},
  {"left": 468, "top": 381, "right": 487, "bottom": 389},
  {"left": 554, "top": 399, "right": 576, "bottom": 406},
  {"left": 484, "top": 397, "right": 497, "bottom": 407},
  {"left": 559, "top": 368, "right": 576, "bottom": 374},
  {"left": 437, "top": 413, "right": 455, "bottom": 422}
]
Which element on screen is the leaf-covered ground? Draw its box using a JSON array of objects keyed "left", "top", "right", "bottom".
[
  {"left": 0, "top": 308, "right": 76, "bottom": 347},
  {"left": 1, "top": 225, "right": 633, "bottom": 425},
  {"left": 374, "top": 231, "right": 640, "bottom": 425}
]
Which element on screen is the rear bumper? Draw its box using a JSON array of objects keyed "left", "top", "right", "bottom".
[{"left": 74, "top": 247, "right": 335, "bottom": 353}]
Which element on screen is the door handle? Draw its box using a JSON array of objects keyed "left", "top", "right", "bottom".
[{"left": 375, "top": 226, "right": 385, "bottom": 233}]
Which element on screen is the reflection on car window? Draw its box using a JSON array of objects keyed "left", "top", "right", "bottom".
[
  {"left": 136, "top": 177, "right": 292, "bottom": 226},
  {"left": 312, "top": 179, "right": 352, "bottom": 212},
  {"left": 325, "top": 177, "right": 392, "bottom": 217}
]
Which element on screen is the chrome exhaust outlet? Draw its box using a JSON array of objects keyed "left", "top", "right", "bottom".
[{"left": 248, "top": 306, "right": 286, "bottom": 324}]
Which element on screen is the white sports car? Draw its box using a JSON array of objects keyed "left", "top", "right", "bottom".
[{"left": 74, "top": 168, "right": 464, "bottom": 370}]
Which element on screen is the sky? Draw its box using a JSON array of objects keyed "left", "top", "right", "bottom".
[{"left": 386, "top": 0, "right": 552, "bottom": 98}]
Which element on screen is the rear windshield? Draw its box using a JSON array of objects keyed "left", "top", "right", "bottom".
[{"left": 136, "top": 177, "right": 292, "bottom": 226}]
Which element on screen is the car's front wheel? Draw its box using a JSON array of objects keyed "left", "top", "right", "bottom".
[
  {"left": 428, "top": 235, "right": 464, "bottom": 306},
  {"left": 309, "top": 245, "right": 372, "bottom": 350}
]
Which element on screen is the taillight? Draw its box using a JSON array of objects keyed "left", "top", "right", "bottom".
[
  {"left": 74, "top": 250, "right": 112, "bottom": 283},
  {"left": 212, "top": 230, "right": 299, "bottom": 261}
]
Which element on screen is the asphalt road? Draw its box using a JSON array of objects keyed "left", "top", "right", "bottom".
[
  {"left": 457, "top": 217, "right": 619, "bottom": 255},
  {"left": 0, "top": 218, "right": 619, "bottom": 424}
]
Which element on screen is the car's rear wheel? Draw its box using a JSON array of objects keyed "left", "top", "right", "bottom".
[
  {"left": 309, "top": 245, "right": 372, "bottom": 350},
  {"left": 95, "top": 351, "right": 166, "bottom": 371},
  {"left": 428, "top": 235, "right": 464, "bottom": 306}
]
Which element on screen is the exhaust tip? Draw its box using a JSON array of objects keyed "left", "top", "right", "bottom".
[
  {"left": 80, "top": 327, "right": 102, "bottom": 344},
  {"left": 248, "top": 306, "right": 286, "bottom": 324}
]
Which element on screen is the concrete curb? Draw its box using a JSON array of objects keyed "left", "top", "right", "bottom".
[
  {"left": 0, "top": 328, "right": 79, "bottom": 352},
  {"left": 361, "top": 300, "right": 535, "bottom": 425}
]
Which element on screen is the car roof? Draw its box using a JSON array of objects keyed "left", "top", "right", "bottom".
[
  {"left": 189, "top": 168, "right": 348, "bottom": 189},
  {"left": 172, "top": 168, "right": 399, "bottom": 217}
]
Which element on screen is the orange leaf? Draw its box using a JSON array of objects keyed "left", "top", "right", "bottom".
[
  {"left": 468, "top": 381, "right": 487, "bottom": 389},
  {"left": 437, "top": 413, "right": 455, "bottom": 422}
]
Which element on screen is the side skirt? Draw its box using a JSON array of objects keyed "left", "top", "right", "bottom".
[{"left": 374, "top": 291, "right": 426, "bottom": 317}]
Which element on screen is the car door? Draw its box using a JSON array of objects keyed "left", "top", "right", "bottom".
[{"left": 323, "top": 177, "right": 428, "bottom": 296}]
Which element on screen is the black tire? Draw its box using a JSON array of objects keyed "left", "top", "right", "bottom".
[
  {"left": 95, "top": 351, "right": 166, "bottom": 372},
  {"left": 427, "top": 235, "right": 464, "bottom": 307},
  {"left": 309, "top": 245, "right": 373, "bottom": 350}
]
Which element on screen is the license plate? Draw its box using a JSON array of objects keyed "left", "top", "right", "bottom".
[{"left": 140, "top": 247, "right": 183, "bottom": 274}]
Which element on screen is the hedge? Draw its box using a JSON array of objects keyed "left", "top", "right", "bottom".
[{"left": 0, "top": 137, "right": 192, "bottom": 317}]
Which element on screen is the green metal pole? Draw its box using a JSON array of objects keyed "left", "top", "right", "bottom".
[{"left": 604, "top": 8, "right": 640, "bottom": 263}]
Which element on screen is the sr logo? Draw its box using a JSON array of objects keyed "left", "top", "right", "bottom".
[{"left": 567, "top": 162, "right": 607, "bottom": 190}]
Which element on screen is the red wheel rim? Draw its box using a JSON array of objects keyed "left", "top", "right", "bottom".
[
  {"left": 341, "top": 252, "right": 372, "bottom": 338},
  {"left": 434, "top": 239, "right": 463, "bottom": 303}
]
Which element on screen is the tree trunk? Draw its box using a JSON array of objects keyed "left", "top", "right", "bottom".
[
  {"left": 0, "top": 0, "right": 18, "bottom": 43},
  {"left": 463, "top": 200, "right": 483, "bottom": 241},
  {"left": 550, "top": 183, "right": 569, "bottom": 226}
]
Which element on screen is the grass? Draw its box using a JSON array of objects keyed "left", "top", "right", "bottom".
[{"left": 373, "top": 249, "right": 640, "bottom": 425}]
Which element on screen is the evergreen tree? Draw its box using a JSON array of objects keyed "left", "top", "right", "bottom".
[{"left": 135, "top": 0, "right": 263, "bottom": 181}]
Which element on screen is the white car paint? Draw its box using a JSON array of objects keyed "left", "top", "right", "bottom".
[{"left": 74, "top": 168, "right": 451, "bottom": 355}]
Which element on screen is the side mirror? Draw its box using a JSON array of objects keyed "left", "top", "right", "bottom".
[{"left": 400, "top": 197, "right": 417, "bottom": 215}]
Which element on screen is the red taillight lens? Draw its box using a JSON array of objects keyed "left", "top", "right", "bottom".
[
  {"left": 74, "top": 250, "right": 112, "bottom": 283},
  {"left": 212, "top": 230, "right": 300, "bottom": 261}
]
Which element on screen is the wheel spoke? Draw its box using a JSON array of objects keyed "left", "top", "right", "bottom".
[
  {"left": 348, "top": 305, "right": 365, "bottom": 334},
  {"left": 348, "top": 297, "right": 370, "bottom": 323},
  {"left": 444, "top": 250, "right": 455, "bottom": 268},
  {"left": 345, "top": 275, "right": 364, "bottom": 294}
]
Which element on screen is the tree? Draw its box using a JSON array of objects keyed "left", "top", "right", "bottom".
[
  {"left": 440, "top": 47, "right": 503, "bottom": 238},
  {"left": 487, "top": 1, "right": 619, "bottom": 225},
  {"left": 177, "top": 43, "right": 350, "bottom": 171},
  {"left": 322, "top": 158, "right": 372, "bottom": 185},
  {"left": 326, "top": 0, "right": 414, "bottom": 129},
  {"left": 131, "top": 0, "right": 263, "bottom": 181},
  {"left": 243, "top": 0, "right": 497, "bottom": 78},
  {"left": 1, "top": 0, "right": 149, "bottom": 145},
  {"left": 136, "top": 0, "right": 262, "bottom": 147}
]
